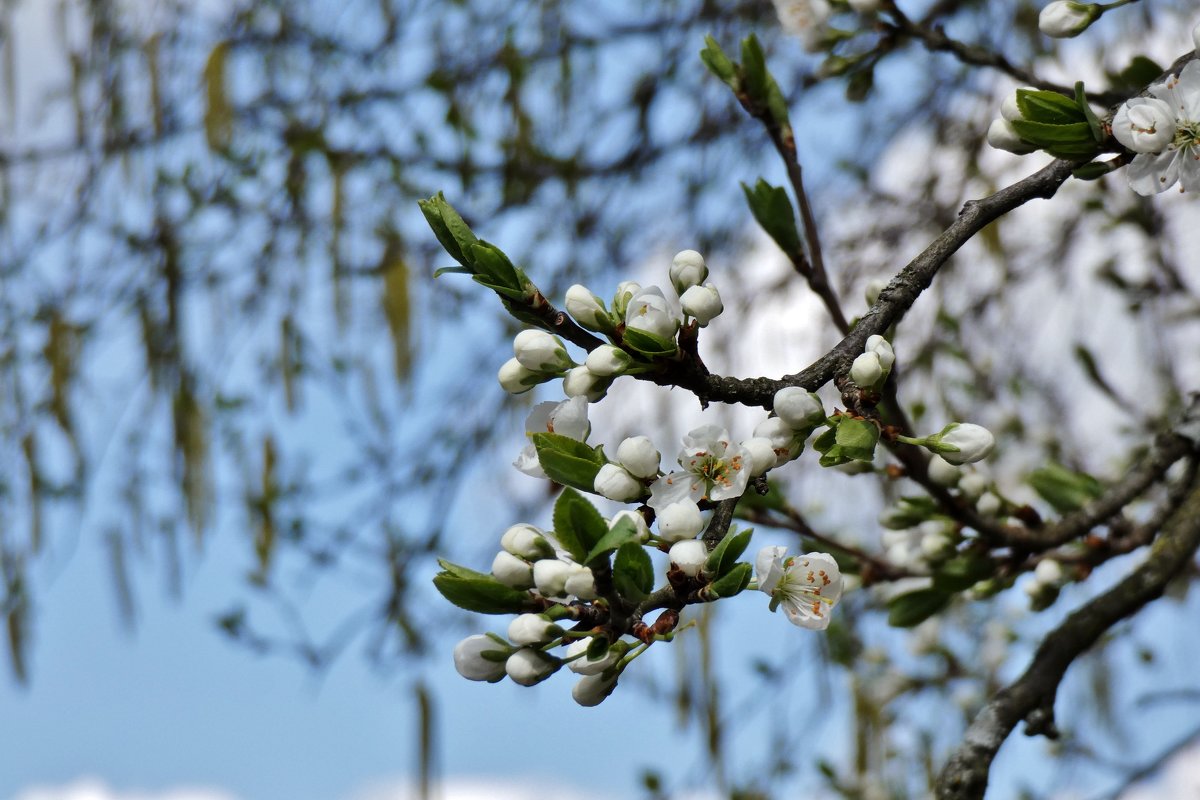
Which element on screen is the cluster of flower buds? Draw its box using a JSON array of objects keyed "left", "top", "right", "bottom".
[
  {"left": 926, "top": 456, "right": 1007, "bottom": 518},
  {"left": 751, "top": 386, "right": 828, "bottom": 470},
  {"left": 498, "top": 330, "right": 577, "bottom": 394},
  {"left": 848, "top": 334, "right": 895, "bottom": 390}
]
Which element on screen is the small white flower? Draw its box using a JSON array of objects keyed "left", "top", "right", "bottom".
[
  {"left": 987, "top": 118, "right": 1036, "bottom": 154},
  {"left": 565, "top": 638, "right": 623, "bottom": 675},
  {"left": 513, "top": 329, "right": 572, "bottom": 373},
  {"left": 584, "top": 344, "right": 633, "bottom": 377},
  {"left": 958, "top": 472, "right": 989, "bottom": 501},
  {"left": 563, "top": 564, "right": 598, "bottom": 600},
  {"left": 657, "top": 500, "right": 705, "bottom": 543},
  {"left": 670, "top": 249, "right": 709, "bottom": 295},
  {"left": 752, "top": 416, "right": 801, "bottom": 465},
  {"left": 625, "top": 285, "right": 681, "bottom": 340},
  {"left": 648, "top": 425, "right": 751, "bottom": 511},
  {"left": 865, "top": 335, "right": 895, "bottom": 371},
  {"left": 976, "top": 492, "right": 1002, "bottom": 517},
  {"left": 1034, "top": 558, "right": 1066, "bottom": 587},
  {"left": 1124, "top": 61, "right": 1200, "bottom": 195},
  {"left": 926, "top": 455, "right": 961, "bottom": 488},
  {"left": 849, "top": 351, "right": 884, "bottom": 388},
  {"left": 508, "top": 613, "right": 563, "bottom": 646},
  {"left": 532, "top": 558, "right": 574, "bottom": 597},
  {"left": 505, "top": 648, "right": 561, "bottom": 686},
  {"left": 610, "top": 509, "right": 651, "bottom": 543},
  {"left": 571, "top": 672, "right": 619, "bottom": 706},
  {"left": 497, "top": 357, "right": 542, "bottom": 394},
  {"left": 500, "top": 523, "right": 555, "bottom": 560},
  {"left": 742, "top": 436, "right": 778, "bottom": 477},
  {"left": 1113, "top": 97, "right": 1177, "bottom": 154},
  {"left": 491, "top": 551, "right": 534, "bottom": 589},
  {"left": 773, "top": 387, "right": 825, "bottom": 430},
  {"left": 772, "top": 0, "right": 832, "bottom": 52},
  {"left": 679, "top": 283, "right": 723, "bottom": 327},
  {"left": 565, "top": 284, "right": 610, "bottom": 332},
  {"left": 453, "top": 634, "right": 511, "bottom": 682},
  {"left": 926, "top": 423, "right": 995, "bottom": 465},
  {"left": 1037, "top": 1, "right": 1100, "bottom": 38},
  {"left": 669, "top": 539, "right": 709, "bottom": 577},
  {"left": 755, "top": 547, "right": 844, "bottom": 630},
  {"left": 594, "top": 463, "right": 645, "bottom": 502},
  {"left": 562, "top": 365, "right": 610, "bottom": 402},
  {"left": 514, "top": 397, "right": 590, "bottom": 478},
  {"left": 616, "top": 435, "right": 661, "bottom": 479}
]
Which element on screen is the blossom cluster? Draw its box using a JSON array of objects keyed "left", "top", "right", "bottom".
[{"left": 1111, "top": 59, "right": 1200, "bottom": 195}]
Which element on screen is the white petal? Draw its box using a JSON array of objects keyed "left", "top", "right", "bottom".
[
  {"left": 1176, "top": 61, "right": 1200, "bottom": 120},
  {"left": 755, "top": 546, "right": 787, "bottom": 595},
  {"left": 513, "top": 444, "right": 546, "bottom": 478},
  {"left": 1178, "top": 146, "right": 1200, "bottom": 193},
  {"left": 524, "top": 401, "right": 558, "bottom": 434},
  {"left": 1126, "top": 150, "right": 1180, "bottom": 195},
  {"left": 648, "top": 470, "right": 704, "bottom": 511},
  {"left": 550, "top": 396, "right": 591, "bottom": 441}
]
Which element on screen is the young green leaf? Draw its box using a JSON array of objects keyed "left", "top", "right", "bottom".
[
  {"left": 553, "top": 487, "right": 607, "bottom": 562},
  {"left": 532, "top": 433, "right": 606, "bottom": 494},
  {"left": 886, "top": 588, "right": 952, "bottom": 627},
  {"left": 613, "top": 541, "right": 654, "bottom": 599},
  {"left": 705, "top": 527, "right": 753, "bottom": 577}
]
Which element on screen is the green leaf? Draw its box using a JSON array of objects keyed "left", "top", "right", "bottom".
[
  {"left": 417, "top": 193, "right": 478, "bottom": 267},
  {"left": 700, "top": 35, "right": 738, "bottom": 90},
  {"left": 613, "top": 541, "right": 654, "bottom": 599},
  {"left": 879, "top": 495, "right": 942, "bottom": 529},
  {"left": 1072, "top": 159, "right": 1120, "bottom": 180},
  {"left": 553, "top": 488, "right": 607, "bottom": 562},
  {"left": 705, "top": 527, "right": 753, "bottom": 577},
  {"left": 532, "top": 433, "right": 606, "bottom": 494},
  {"left": 742, "top": 179, "right": 802, "bottom": 257},
  {"left": 1016, "top": 88, "right": 1084, "bottom": 126},
  {"left": 1074, "top": 81, "right": 1105, "bottom": 143},
  {"left": 1110, "top": 56, "right": 1164, "bottom": 94},
  {"left": 834, "top": 417, "right": 879, "bottom": 461},
  {"left": 1029, "top": 463, "right": 1104, "bottom": 514},
  {"left": 468, "top": 241, "right": 521, "bottom": 292},
  {"left": 621, "top": 326, "right": 677, "bottom": 358},
  {"left": 707, "top": 562, "right": 752, "bottom": 598},
  {"left": 1009, "top": 119, "right": 1094, "bottom": 146},
  {"left": 432, "top": 565, "right": 535, "bottom": 615},
  {"left": 432, "top": 265, "right": 473, "bottom": 278},
  {"left": 887, "top": 588, "right": 952, "bottom": 627},
  {"left": 584, "top": 516, "right": 642, "bottom": 565},
  {"left": 740, "top": 34, "right": 768, "bottom": 106},
  {"left": 932, "top": 554, "right": 995, "bottom": 592},
  {"left": 845, "top": 66, "right": 874, "bottom": 103}
]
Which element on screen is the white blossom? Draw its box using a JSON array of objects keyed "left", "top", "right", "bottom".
[
  {"left": 1124, "top": 62, "right": 1200, "bottom": 195},
  {"left": 497, "top": 357, "right": 542, "bottom": 394},
  {"left": 565, "top": 284, "right": 610, "bottom": 332},
  {"left": 679, "top": 283, "right": 723, "bottom": 326},
  {"left": 563, "top": 564, "right": 598, "bottom": 600},
  {"left": 669, "top": 249, "right": 708, "bottom": 294},
  {"left": 500, "top": 523, "right": 555, "bottom": 560},
  {"left": 610, "top": 509, "right": 651, "bottom": 543},
  {"left": 849, "top": 351, "right": 884, "bottom": 388},
  {"left": 669, "top": 539, "right": 709, "bottom": 577},
  {"left": 773, "top": 387, "right": 825, "bottom": 430},
  {"left": 772, "top": 0, "right": 832, "bottom": 52},
  {"left": 648, "top": 425, "right": 751, "bottom": 511},
  {"left": 514, "top": 397, "right": 590, "bottom": 478},
  {"left": 657, "top": 499, "right": 705, "bottom": 543},
  {"left": 491, "top": 550, "right": 534, "bottom": 588},
  {"left": 565, "top": 638, "right": 623, "bottom": 675},
  {"left": 508, "top": 613, "right": 563, "bottom": 646},
  {"left": 742, "top": 436, "right": 778, "bottom": 477},
  {"left": 532, "top": 558, "right": 574, "bottom": 597},
  {"left": 865, "top": 334, "right": 895, "bottom": 371},
  {"left": 594, "top": 463, "right": 645, "bottom": 502},
  {"left": 572, "top": 672, "right": 619, "bottom": 706},
  {"left": 1112, "top": 97, "right": 1176, "bottom": 154},
  {"left": 752, "top": 416, "right": 801, "bottom": 465},
  {"left": 562, "top": 365, "right": 611, "bottom": 402},
  {"left": 505, "top": 648, "right": 561, "bottom": 686},
  {"left": 513, "top": 329, "right": 572, "bottom": 373},
  {"left": 625, "top": 285, "right": 681, "bottom": 340},
  {"left": 1038, "top": 1, "right": 1100, "bottom": 38},
  {"left": 617, "top": 435, "right": 661, "bottom": 479},
  {"left": 585, "top": 344, "right": 633, "bottom": 377},
  {"left": 755, "top": 547, "right": 844, "bottom": 630},
  {"left": 453, "top": 634, "right": 510, "bottom": 682}
]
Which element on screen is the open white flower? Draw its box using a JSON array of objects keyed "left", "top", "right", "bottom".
[
  {"left": 648, "top": 425, "right": 751, "bottom": 511},
  {"left": 755, "top": 547, "right": 844, "bottom": 630},
  {"left": 1113, "top": 97, "right": 1176, "bottom": 154},
  {"left": 1124, "top": 61, "right": 1200, "bottom": 195},
  {"left": 514, "top": 397, "right": 590, "bottom": 478},
  {"left": 625, "top": 285, "right": 681, "bottom": 340}
]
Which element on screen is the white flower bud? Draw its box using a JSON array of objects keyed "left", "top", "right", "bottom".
[
  {"left": 958, "top": 472, "right": 988, "bottom": 502},
  {"left": 920, "top": 532, "right": 956, "bottom": 561},
  {"left": 616, "top": 435, "right": 661, "bottom": 479},
  {"left": 669, "top": 249, "right": 709, "bottom": 295},
  {"left": 865, "top": 335, "right": 895, "bottom": 371},
  {"left": 679, "top": 283, "right": 723, "bottom": 326},
  {"left": 612, "top": 281, "right": 642, "bottom": 317},
  {"left": 532, "top": 558, "right": 574, "bottom": 597},
  {"left": 1112, "top": 97, "right": 1177, "bottom": 154},
  {"left": 507, "top": 613, "right": 563, "bottom": 646},
  {"left": 453, "top": 634, "right": 510, "bottom": 682},
  {"left": 1034, "top": 558, "right": 1066, "bottom": 587},
  {"left": 742, "top": 436, "right": 778, "bottom": 476},
  {"left": 501, "top": 523, "right": 554, "bottom": 560},
  {"left": 625, "top": 286, "right": 679, "bottom": 340},
  {"left": 753, "top": 416, "right": 800, "bottom": 464},
  {"left": 864, "top": 278, "right": 887, "bottom": 307},
  {"left": 929, "top": 423, "right": 995, "bottom": 465},
  {"left": 773, "top": 387, "right": 825, "bottom": 430},
  {"left": 571, "top": 672, "right": 618, "bottom": 706},
  {"left": 584, "top": 344, "right": 633, "bottom": 377},
  {"left": 562, "top": 365, "right": 610, "bottom": 402},
  {"left": 926, "top": 455, "right": 961, "bottom": 488},
  {"left": 1038, "top": 1, "right": 1101, "bottom": 38},
  {"left": 611, "top": 509, "right": 651, "bottom": 542},
  {"left": 563, "top": 564, "right": 598, "bottom": 600},
  {"left": 986, "top": 118, "right": 1036, "bottom": 154},
  {"left": 976, "top": 492, "right": 1002, "bottom": 517},
  {"left": 491, "top": 550, "right": 534, "bottom": 589},
  {"left": 565, "top": 638, "right": 622, "bottom": 675},
  {"left": 513, "top": 329, "right": 571, "bottom": 373},
  {"left": 669, "top": 539, "right": 709, "bottom": 577},
  {"left": 657, "top": 500, "right": 704, "bottom": 543},
  {"left": 1000, "top": 89, "right": 1031, "bottom": 122},
  {"left": 594, "top": 463, "right": 644, "bottom": 502},
  {"left": 565, "top": 284, "right": 610, "bottom": 332},
  {"left": 849, "top": 351, "right": 884, "bottom": 388},
  {"left": 505, "top": 648, "right": 560, "bottom": 686},
  {"left": 498, "top": 357, "right": 541, "bottom": 394}
]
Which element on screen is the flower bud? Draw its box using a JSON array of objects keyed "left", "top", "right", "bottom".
[
  {"left": 505, "top": 648, "right": 561, "bottom": 686},
  {"left": 679, "top": 283, "right": 723, "bottom": 326},
  {"left": 1034, "top": 558, "right": 1066, "bottom": 587},
  {"left": 498, "top": 357, "right": 542, "bottom": 394},
  {"left": 1038, "top": 1, "right": 1101, "bottom": 38},
  {"left": 571, "top": 672, "right": 618, "bottom": 706},
  {"left": 926, "top": 423, "right": 995, "bottom": 465},
  {"left": 753, "top": 416, "right": 800, "bottom": 464},
  {"left": 926, "top": 455, "right": 961, "bottom": 488},
  {"left": 562, "top": 365, "right": 610, "bottom": 402},
  {"left": 563, "top": 564, "right": 598, "bottom": 600},
  {"left": 773, "top": 387, "right": 825, "bottom": 430},
  {"left": 532, "top": 558, "right": 574, "bottom": 597},
  {"left": 594, "top": 463, "right": 644, "bottom": 502},
  {"left": 668, "top": 539, "right": 709, "bottom": 577},
  {"left": 849, "top": 351, "right": 884, "bottom": 388},
  {"left": 920, "top": 531, "right": 956, "bottom": 561},
  {"left": 986, "top": 118, "right": 1036, "bottom": 155},
  {"left": 584, "top": 344, "right": 633, "bottom": 377},
  {"left": 976, "top": 492, "right": 1002, "bottom": 517},
  {"left": 565, "top": 638, "right": 622, "bottom": 675},
  {"left": 742, "top": 436, "right": 778, "bottom": 476},
  {"left": 958, "top": 473, "right": 988, "bottom": 502},
  {"left": 657, "top": 500, "right": 704, "bottom": 543},
  {"left": 507, "top": 613, "right": 563, "bottom": 646},
  {"left": 865, "top": 335, "right": 895, "bottom": 371},
  {"left": 513, "top": 329, "right": 572, "bottom": 373},
  {"left": 612, "top": 281, "right": 642, "bottom": 318},
  {"left": 610, "top": 510, "right": 651, "bottom": 543},
  {"left": 491, "top": 550, "right": 534, "bottom": 589},
  {"left": 616, "top": 435, "right": 661, "bottom": 479},
  {"left": 669, "top": 249, "right": 709, "bottom": 295},
  {"left": 565, "top": 284, "right": 610, "bottom": 332},
  {"left": 453, "top": 634, "right": 511, "bottom": 682},
  {"left": 501, "top": 523, "right": 555, "bottom": 560},
  {"left": 1112, "top": 97, "right": 1176, "bottom": 154}
]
